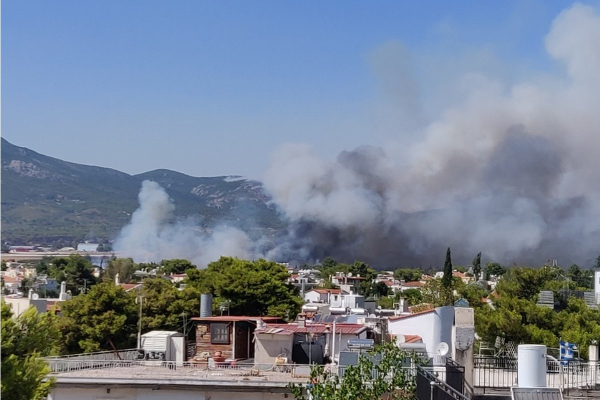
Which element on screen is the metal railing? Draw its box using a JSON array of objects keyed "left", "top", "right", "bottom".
[
  {"left": 45, "top": 349, "right": 139, "bottom": 362},
  {"left": 46, "top": 359, "right": 301, "bottom": 379},
  {"left": 473, "top": 356, "right": 599, "bottom": 392},
  {"left": 417, "top": 365, "right": 469, "bottom": 400}
]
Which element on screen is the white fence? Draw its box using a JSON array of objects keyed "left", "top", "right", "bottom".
[
  {"left": 473, "top": 356, "right": 599, "bottom": 392},
  {"left": 46, "top": 359, "right": 301, "bottom": 379}
]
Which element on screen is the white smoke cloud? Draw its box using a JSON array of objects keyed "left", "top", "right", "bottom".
[
  {"left": 113, "top": 180, "right": 255, "bottom": 268},
  {"left": 262, "top": 3, "right": 600, "bottom": 267}
]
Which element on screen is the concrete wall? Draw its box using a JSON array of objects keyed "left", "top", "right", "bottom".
[
  {"left": 49, "top": 387, "right": 289, "bottom": 400},
  {"left": 304, "top": 291, "right": 326, "bottom": 303},
  {"left": 254, "top": 333, "right": 293, "bottom": 364},
  {"left": 331, "top": 332, "right": 367, "bottom": 363},
  {"left": 2, "top": 298, "right": 47, "bottom": 316},
  {"left": 387, "top": 306, "right": 454, "bottom": 355}
]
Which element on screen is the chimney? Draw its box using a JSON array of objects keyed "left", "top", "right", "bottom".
[
  {"left": 28, "top": 289, "right": 34, "bottom": 299},
  {"left": 115, "top": 273, "right": 120, "bottom": 286},
  {"left": 297, "top": 313, "right": 306, "bottom": 328}
]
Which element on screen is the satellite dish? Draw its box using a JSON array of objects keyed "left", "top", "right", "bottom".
[
  {"left": 436, "top": 342, "right": 450, "bottom": 356},
  {"left": 32, "top": 293, "right": 40, "bottom": 300}
]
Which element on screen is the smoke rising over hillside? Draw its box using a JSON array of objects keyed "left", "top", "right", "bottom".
[
  {"left": 113, "top": 181, "right": 255, "bottom": 267},
  {"left": 263, "top": 4, "right": 600, "bottom": 268},
  {"left": 115, "top": 5, "right": 600, "bottom": 269}
]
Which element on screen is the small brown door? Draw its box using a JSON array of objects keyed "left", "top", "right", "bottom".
[{"left": 234, "top": 324, "right": 249, "bottom": 359}]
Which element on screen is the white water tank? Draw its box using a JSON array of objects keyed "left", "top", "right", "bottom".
[{"left": 518, "top": 344, "right": 547, "bottom": 387}]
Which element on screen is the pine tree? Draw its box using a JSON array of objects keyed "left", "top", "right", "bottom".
[
  {"left": 442, "top": 247, "right": 453, "bottom": 289},
  {"left": 472, "top": 252, "right": 482, "bottom": 280}
]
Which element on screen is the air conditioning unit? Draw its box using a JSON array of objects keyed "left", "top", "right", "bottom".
[{"left": 347, "top": 339, "right": 374, "bottom": 351}]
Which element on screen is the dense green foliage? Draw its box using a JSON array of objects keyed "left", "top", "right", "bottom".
[
  {"left": 103, "top": 257, "right": 137, "bottom": 284},
  {"left": 59, "top": 282, "right": 138, "bottom": 353},
  {"left": 393, "top": 268, "right": 422, "bottom": 282},
  {"left": 36, "top": 254, "right": 97, "bottom": 294},
  {"left": 160, "top": 259, "right": 195, "bottom": 275},
  {"left": 289, "top": 341, "right": 419, "bottom": 400},
  {"left": 1, "top": 302, "right": 61, "bottom": 400},
  {"left": 476, "top": 265, "right": 600, "bottom": 357},
  {"left": 402, "top": 289, "right": 424, "bottom": 306},
  {"left": 485, "top": 262, "right": 507, "bottom": 279},
  {"left": 187, "top": 257, "right": 303, "bottom": 318},
  {"left": 317, "top": 258, "right": 379, "bottom": 296},
  {"left": 140, "top": 277, "right": 200, "bottom": 333}
]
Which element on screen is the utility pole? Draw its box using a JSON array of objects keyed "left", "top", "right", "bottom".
[
  {"left": 181, "top": 312, "right": 188, "bottom": 336},
  {"left": 136, "top": 293, "right": 145, "bottom": 349}
]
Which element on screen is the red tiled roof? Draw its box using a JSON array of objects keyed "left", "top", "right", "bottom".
[
  {"left": 389, "top": 333, "right": 423, "bottom": 343},
  {"left": 256, "top": 323, "right": 367, "bottom": 335},
  {"left": 453, "top": 271, "right": 467, "bottom": 278},
  {"left": 120, "top": 283, "right": 142, "bottom": 292},
  {"left": 46, "top": 300, "right": 61, "bottom": 311},
  {"left": 403, "top": 334, "right": 423, "bottom": 343},
  {"left": 402, "top": 281, "right": 425, "bottom": 288},
  {"left": 312, "top": 289, "right": 341, "bottom": 294},
  {"left": 191, "top": 316, "right": 285, "bottom": 322},
  {"left": 388, "top": 307, "right": 435, "bottom": 321}
]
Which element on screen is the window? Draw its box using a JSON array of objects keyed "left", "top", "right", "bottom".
[{"left": 210, "top": 323, "right": 230, "bottom": 344}]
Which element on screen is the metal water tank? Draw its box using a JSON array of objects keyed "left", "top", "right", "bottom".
[
  {"left": 518, "top": 344, "right": 547, "bottom": 387},
  {"left": 200, "top": 293, "right": 213, "bottom": 317}
]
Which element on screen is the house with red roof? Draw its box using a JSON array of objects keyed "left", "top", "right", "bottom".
[
  {"left": 304, "top": 288, "right": 346, "bottom": 303},
  {"left": 387, "top": 306, "right": 473, "bottom": 362},
  {"left": 400, "top": 281, "right": 426, "bottom": 291}
]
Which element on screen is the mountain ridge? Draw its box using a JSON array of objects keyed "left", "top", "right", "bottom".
[{"left": 1, "top": 138, "right": 284, "bottom": 247}]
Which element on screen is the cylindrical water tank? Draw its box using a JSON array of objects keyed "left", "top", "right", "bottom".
[
  {"left": 200, "top": 294, "right": 213, "bottom": 317},
  {"left": 589, "top": 344, "right": 599, "bottom": 362},
  {"left": 518, "top": 344, "right": 547, "bottom": 387}
]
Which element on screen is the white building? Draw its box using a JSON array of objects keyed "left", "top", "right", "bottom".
[
  {"left": 77, "top": 243, "right": 100, "bottom": 252},
  {"left": 387, "top": 306, "right": 455, "bottom": 356},
  {"left": 303, "top": 288, "right": 344, "bottom": 304}
]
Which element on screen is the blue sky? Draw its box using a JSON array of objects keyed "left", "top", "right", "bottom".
[{"left": 3, "top": 0, "right": 597, "bottom": 178}]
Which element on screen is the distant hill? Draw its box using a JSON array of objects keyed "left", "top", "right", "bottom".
[{"left": 1, "top": 138, "right": 284, "bottom": 247}]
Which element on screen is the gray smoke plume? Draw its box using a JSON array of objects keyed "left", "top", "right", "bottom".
[
  {"left": 263, "top": 4, "right": 600, "bottom": 268},
  {"left": 113, "top": 180, "right": 255, "bottom": 268}
]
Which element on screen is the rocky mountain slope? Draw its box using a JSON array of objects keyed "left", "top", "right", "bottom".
[{"left": 1, "top": 138, "right": 284, "bottom": 247}]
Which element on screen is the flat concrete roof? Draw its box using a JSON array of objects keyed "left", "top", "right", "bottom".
[{"left": 50, "top": 364, "right": 307, "bottom": 391}]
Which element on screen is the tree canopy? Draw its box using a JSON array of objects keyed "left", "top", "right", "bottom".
[
  {"left": 160, "top": 259, "right": 195, "bottom": 275},
  {"left": 1, "top": 301, "right": 61, "bottom": 400},
  {"left": 38, "top": 254, "right": 97, "bottom": 294},
  {"left": 103, "top": 257, "right": 137, "bottom": 284},
  {"left": 59, "top": 282, "right": 137, "bottom": 353},
  {"left": 393, "top": 268, "right": 422, "bottom": 282},
  {"left": 140, "top": 277, "right": 200, "bottom": 334},
  {"left": 187, "top": 257, "right": 302, "bottom": 319},
  {"left": 475, "top": 265, "right": 600, "bottom": 357},
  {"left": 289, "top": 341, "right": 419, "bottom": 400}
]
